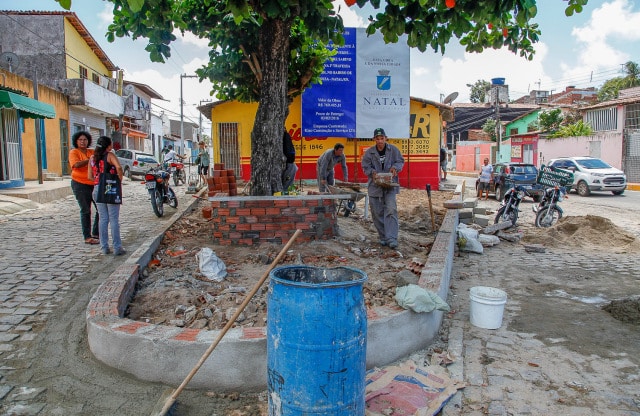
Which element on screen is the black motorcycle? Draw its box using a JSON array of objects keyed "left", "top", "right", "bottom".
[
  {"left": 494, "top": 184, "right": 525, "bottom": 227},
  {"left": 144, "top": 167, "right": 178, "bottom": 217},
  {"left": 532, "top": 186, "right": 566, "bottom": 227}
]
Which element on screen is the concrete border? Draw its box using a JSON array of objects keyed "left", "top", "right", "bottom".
[{"left": 86, "top": 187, "right": 461, "bottom": 391}]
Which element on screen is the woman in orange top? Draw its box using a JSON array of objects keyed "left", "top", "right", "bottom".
[{"left": 69, "top": 131, "right": 99, "bottom": 244}]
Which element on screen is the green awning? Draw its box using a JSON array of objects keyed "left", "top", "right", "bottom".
[{"left": 0, "top": 90, "right": 56, "bottom": 119}]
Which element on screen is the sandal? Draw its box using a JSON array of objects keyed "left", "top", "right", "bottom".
[{"left": 85, "top": 238, "right": 99, "bottom": 245}]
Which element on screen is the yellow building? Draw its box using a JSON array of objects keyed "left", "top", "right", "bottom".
[{"left": 201, "top": 95, "right": 453, "bottom": 189}]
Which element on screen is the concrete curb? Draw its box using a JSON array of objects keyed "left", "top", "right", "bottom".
[{"left": 86, "top": 186, "right": 461, "bottom": 391}]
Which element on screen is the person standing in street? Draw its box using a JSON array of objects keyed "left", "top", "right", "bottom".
[
  {"left": 69, "top": 131, "right": 99, "bottom": 245},
  {"left": 440, "top": 145, "right": 448, "bottom": 181},
  {"left": 281, "top": 129, "right": 298, "bottom": 191},
  {"left": 89, "top": 136, "right": 126, "bottom": 256},
  {"left": 361, "top": 128, "right": 405, "bottom": 249},
  {"left": 477, "top": 157, "right": 493, "bottom": 200},
  {"left": 196, "top": 141, "right": 210, "bottom": 186},
  {"left": 316, "top": 143, "right": 348, "bottom": 192}
]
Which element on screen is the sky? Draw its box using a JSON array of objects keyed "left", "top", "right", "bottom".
[{"left": 2, "top": 0, "right": 639, "bottom": 129}]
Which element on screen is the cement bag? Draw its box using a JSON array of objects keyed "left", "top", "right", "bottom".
[
  {"left": 196, "top": 247, "right": 227, "bottom": 282},
  {"left": 395, "top": 284, "right": 450, "bottom": 313},
  {"left": 478, "top": 234, "right": 501, "bottom": 247},
  {"left": 457, "top": 223, "right": 483, "bottom": 254}
]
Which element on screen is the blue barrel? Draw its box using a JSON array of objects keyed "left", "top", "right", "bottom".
[
  {"left": 267, "top": 265, "right": 368, "bottom": 415},
  {"left": 491, "top": 77, "right": 506, "bottom": 85}
]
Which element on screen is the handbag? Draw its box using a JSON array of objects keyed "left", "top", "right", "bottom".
[
  {"left": 95, "top": 155, "right": 122, "bottom": 204},
  {"left": 194, "top": 155, "right": 201, "bottom": 165}
]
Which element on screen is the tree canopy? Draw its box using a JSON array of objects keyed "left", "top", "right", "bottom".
[
  {"left": 597, "top": 61, "right": 640, "bottom": 102},
  {"left": 56, "top": 0, "right": 589, "bottom": 195},
  {"left": 467, "top": 80, "right": 491, "bottom": 103}
]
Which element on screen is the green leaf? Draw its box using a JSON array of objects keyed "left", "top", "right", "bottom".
[
  {"left": 126, "top": 0, "right": 145, "bottom": 13},
  {"left": 56, "top": 0, "right": 72, "bottom": 10}
]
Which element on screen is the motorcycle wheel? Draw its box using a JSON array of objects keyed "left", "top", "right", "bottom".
[
  {"left": 173, "top": 172, "right": 179, "bottom": 187},
  {"left": 494, "top": 205, "right": 518, "bottom": 227},
  {"left": 535, "top": 206, "right": 561, "bottom": 228},
  {"left": 150, "top": 189, "right": 164, "bottom": 217},
  {"left": 167, "top": 187, "right": 178, "bottom": 208},
  {"left": 178, "top": 169, "right": 186, "bottom": 185}
]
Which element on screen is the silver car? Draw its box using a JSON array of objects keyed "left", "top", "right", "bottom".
[{"left": 115, "top": 149, "right": 159, "bottom": 179}]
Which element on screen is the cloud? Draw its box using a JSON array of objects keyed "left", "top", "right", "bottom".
[
  {"left": 410, "top": 44, "right": 550, "bottom": 103},
  {"left": 335, "top": 0, "right": 367, "bottom": 28},
  {"left": 564, "top": 0, "right": 640, "bottom": 84}
]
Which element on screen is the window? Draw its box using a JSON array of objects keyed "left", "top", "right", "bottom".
[
  {"left": 92, "top": 73, "right": 100, "bottom": 84},
  {"left": 79, "top": 65, "right": 88, "bottom": 79},
  {"left": 509, "top": 128, "right": 518, "bottom": 136}
]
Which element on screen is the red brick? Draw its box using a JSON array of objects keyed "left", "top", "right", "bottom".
[
  {"left": 250, "top": 223, "right": 266, "bottom": 231},
  {"left": 265, "top": 207, "right": 281, "bottom": 215},
  {"left": 172, "top": 328, "right": 201, "bottom": 341},
  {"left": 250, "top": 208, "right": 266, "bottom": 216}
]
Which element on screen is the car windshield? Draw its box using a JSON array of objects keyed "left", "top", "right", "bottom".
[{"left": 576, "top": 158, "right": 612, "bottom": 169}]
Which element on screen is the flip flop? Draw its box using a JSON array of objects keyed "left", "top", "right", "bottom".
[{"left": 85, "top": 238, "right": 99, "bottom": 245}]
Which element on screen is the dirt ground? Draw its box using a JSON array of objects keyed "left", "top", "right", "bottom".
[
  {"left": 127, "top": 192, "right": 640, "bottom": 331},
  {"left": 126, "top": 188, "right": 453, "bottom": 329}
]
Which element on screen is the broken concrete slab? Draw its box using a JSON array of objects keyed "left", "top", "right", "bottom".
[{"left": 482, "top": 221, "right": 514, "bottom": 234}]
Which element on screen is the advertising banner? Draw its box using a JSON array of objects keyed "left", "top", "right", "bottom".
[
  {"left": 302, "top": 28, "right": 409, "bottom": 138},
  {"left": 302, "top": 28, "right": 357, "bottom": 137},
  {"left": 355, "top": 28, "right": 410, "bottom": 138}
]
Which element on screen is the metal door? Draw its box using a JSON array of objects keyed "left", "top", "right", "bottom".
[
  {"left": 523, "top": 144, "right": 533, "bottom": 164},
  {"left": 0, "top": 109, "right": 22, "bottom": 181},
  {"left": 218, "top": 122, "right": 241, "bottom": 177},
  {"left": 60, "top": 119, "right": 70, "bottom": 175},
  {"left": 588, "top": 141, "right": 601, "bottom": 158}
]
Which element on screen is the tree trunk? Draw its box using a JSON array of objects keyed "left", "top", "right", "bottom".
[{"left": 250, "top": 18, "right": 291, "bottom": 196}]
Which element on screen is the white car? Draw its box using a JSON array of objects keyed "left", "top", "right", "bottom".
[{"left": 547, "top": 156, "right": 627, "bottom": 196}]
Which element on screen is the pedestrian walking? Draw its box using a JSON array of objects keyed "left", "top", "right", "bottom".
[
  {"left": 361, "top": 128, "right": 405, "bottom": 249},
  {"left": 69, "top": 131, "right": 100, "bottom": 245},
  {"left": 478, "top": 157, "right": 493, "bottom": 200},
  {"left": 440, "top": 145, "right": 448, "bottom": 181},
  {"left": 196, "top": 141, "right": 210, "bottom": 186},
  {"left": 88, "top": 136, "right": 126, "bottom": 256}
]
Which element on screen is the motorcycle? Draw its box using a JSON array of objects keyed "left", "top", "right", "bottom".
[
  {"left": 144, "top": 167, "right": 178, "bottom": 217},
  {"left": 532, "top": 186, "right": 566, "bottom": 227},
  {"left": 165, "top": 161, "right": 187, "bottom": 187},
  {"left": 494, "top": 184, "right": 526, "bottom": 227}
]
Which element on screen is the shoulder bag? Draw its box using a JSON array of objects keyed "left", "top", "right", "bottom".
[{"left": 95, "top": 155, "right": 122, "bottom": 204}]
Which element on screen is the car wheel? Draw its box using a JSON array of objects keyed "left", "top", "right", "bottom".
[
  {"left": 577, "top": 180, "right": 590, "bottom": 197},
  {"left": 612, "top": 190, "right": 625, "bottom": 195},
  {"left": 124, "top": 166, "right": 131, "bottom": 179},
  {"left": 494, "top": 185, "right": 502, "bottom": 201}
]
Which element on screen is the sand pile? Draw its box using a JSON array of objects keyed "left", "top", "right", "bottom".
[{"left": 522, "top": 215, "right": 640, "bottom": 253}]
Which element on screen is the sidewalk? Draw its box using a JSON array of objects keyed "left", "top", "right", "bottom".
[{"left": 0, "top": 179, "right": 73, "bottom": 216}]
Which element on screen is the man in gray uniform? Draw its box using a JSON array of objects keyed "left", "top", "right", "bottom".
[
  {"left": 361, "top": 128, "right": 405, "bottom": 249},
  {"left": 316, "top": 143, "right": 348, "bottom": 192}
]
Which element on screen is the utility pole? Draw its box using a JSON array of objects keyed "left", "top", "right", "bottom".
[
  {"left": 198, "top": 99, "right": 212, "bottom": 142},
  {"left": 180, "top": 73, "right": 198, "bottom": 155}
]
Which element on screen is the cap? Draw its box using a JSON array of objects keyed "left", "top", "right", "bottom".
[{"left": 373, "top": 128, "right": 386, "bottom": 137}]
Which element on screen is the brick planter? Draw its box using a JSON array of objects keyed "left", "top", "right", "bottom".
[{"left": 208, "top": 195, "right": 352, "bottom": 245}]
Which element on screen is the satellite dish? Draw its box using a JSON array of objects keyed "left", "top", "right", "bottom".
[
  {"left": 0, "top": 52, "right": 20, "bottom": 72},
  {"left": 443, "top": 91, "right": 459, "bottom": 105},
  {"left": 123, "top": 84, "right": 135, "bottom": 97}
]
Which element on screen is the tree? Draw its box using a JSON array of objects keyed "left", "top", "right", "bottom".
[
  {"left": 538, "top": 108, "right": 563, "bottom": 133},
  {"left": 597, "top": 61, "right": 640, "bottom": 102},
  {"left": 549, "top": 120, "right": 592, "bottom": 138},
  {"left": 482, "top": 117, "right": 498, "bottom": 142},
  {"left": 55, "top": 0, "right": 588, "bottom": 195},
  {"left": 467, "top": 80, "right": 491, "bottom": 103}
]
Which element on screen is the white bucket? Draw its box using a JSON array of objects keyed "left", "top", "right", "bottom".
[{"left": 469, "top": 286, "right": 507, "bottom": 329}]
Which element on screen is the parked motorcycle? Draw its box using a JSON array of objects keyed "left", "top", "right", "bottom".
[
  {"left": 532, "top": 186, "right": 566, "bottom": 227},
  {"left": 494, "top": 185, "right": 526, "bottom": 226},
  {"left": 144, "top": 167, "right": 178, "bottom": 217},
  {"left": 165, "top": 161, "right": 187, "bottom": 187}
]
